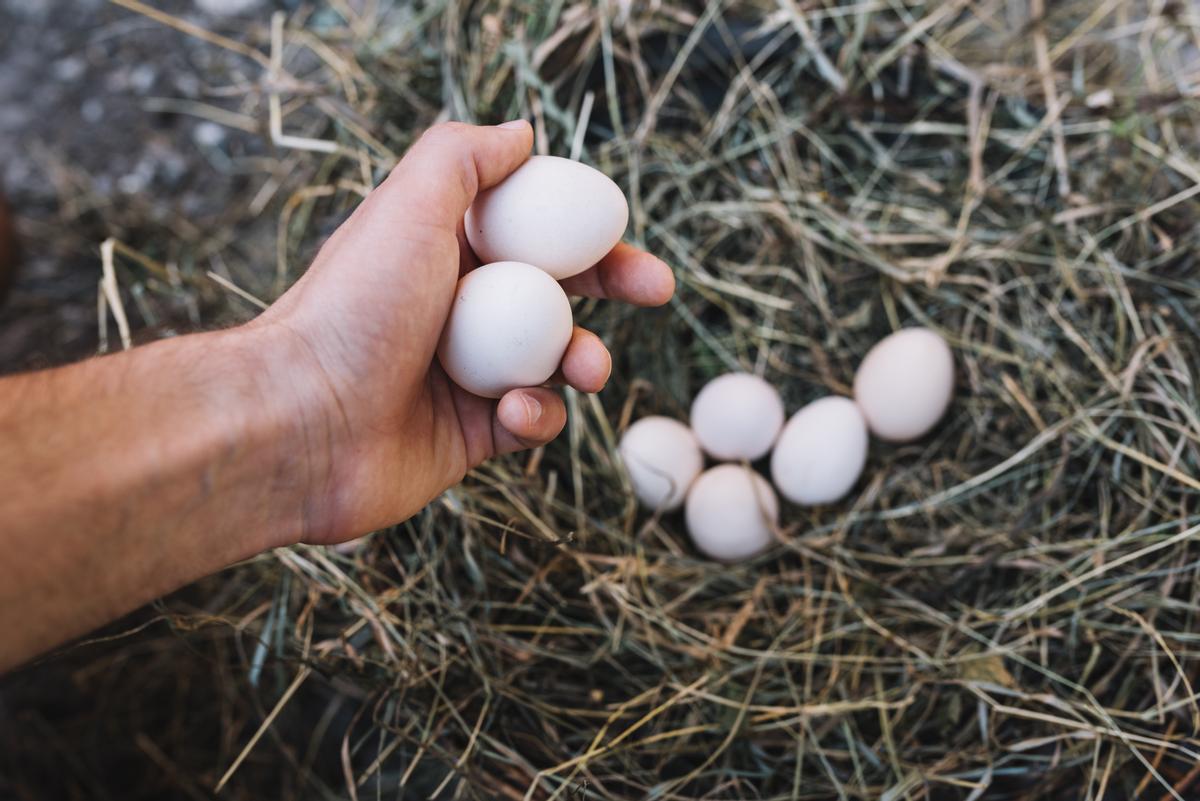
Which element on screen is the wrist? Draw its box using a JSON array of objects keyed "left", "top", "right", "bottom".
[{"left": 228, "top": 319, "right": 353, "bottom": 548}]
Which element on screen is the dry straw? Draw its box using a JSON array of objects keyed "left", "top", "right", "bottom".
[{"left": 15, "top": 1, "right": 1200, "bottom": 799}]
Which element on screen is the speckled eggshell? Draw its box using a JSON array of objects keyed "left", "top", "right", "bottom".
[
  {"left": 685, "top": 464, "right": 779, "bottom": 563},
  {"left": 770, "top": 396, "right": 868, "bottom": 506},
  {"left": 854, "top": 327, "right": 955, "bottom": 442},
  {"left": 436, "top": 261, "right": 573, "bottom": 399},
  {"left": 618, "top": 416, "right": 704, "bottom": 512},
  {"left": 690, "top": 373, "right": 785, "bottom": 461},
  {"left": 465, "top": 155, "right": 629, "bottom": 280}
]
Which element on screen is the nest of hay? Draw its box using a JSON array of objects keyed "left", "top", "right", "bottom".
[{"left": 5, "top": 1, "right": 1200, "bottom": 799}]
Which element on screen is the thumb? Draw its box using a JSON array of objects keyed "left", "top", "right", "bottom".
[
  {"left": 260, "top": 120, "right": 533, "bottom": 379},
  {"left": 375, "top": 120, "right": 533, "bottom": 235}
]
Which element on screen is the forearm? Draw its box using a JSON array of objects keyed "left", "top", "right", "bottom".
[{"left": 0, "top": 325, "right": 322, "bottom": 669}]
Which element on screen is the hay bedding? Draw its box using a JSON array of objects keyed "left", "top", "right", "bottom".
[{"left": 5, "top": 1, "right": 1200, "bottom": 799}]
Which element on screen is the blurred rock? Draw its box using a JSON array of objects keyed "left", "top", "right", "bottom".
[
  {"left": 194, "top": 0, "right": 262, "bottom": 15},
  {"left": 192, "top": 120, "right": 226, "bottom": 148}
]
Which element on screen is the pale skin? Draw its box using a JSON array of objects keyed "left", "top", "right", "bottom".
[{"left": 0, "top": 121, "right": 675, "bottom": 671}]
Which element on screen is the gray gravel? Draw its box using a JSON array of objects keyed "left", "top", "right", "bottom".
[{"left": 0, "top": 0, "right": 282, "bottom": 371}]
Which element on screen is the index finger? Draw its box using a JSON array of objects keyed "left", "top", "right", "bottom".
[{"left": 558, "top": 242, "right": 675, "bottom": 307}]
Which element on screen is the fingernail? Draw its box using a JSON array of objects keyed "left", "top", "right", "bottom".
[
  {"left": 522, "top": 393, "right": 542, "bottom": 426},
  {"left": 498, "top": 119, "right": 529, "bottom": 130}
]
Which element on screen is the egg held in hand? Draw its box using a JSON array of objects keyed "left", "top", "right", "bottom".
[
  {"left": 465, "top": 155, "right": 629, "bottom": 280},
  {"left": 618, "top": 416, "right": 704, "bottom": 512},
  {"left": 685, "top": 464, "right": 779, "bottom": 563},
  {"left": 771, "top": 396, "right": 868, "bottom": 506},
  {"left": 436, "top": 261, "right": 573, "bottom": 399},
  {"left": 690, "top": 373, "right": 785, "bottom": 461},
  {"left": 854, "top": 327, "right": 955, "bottom": 442}
]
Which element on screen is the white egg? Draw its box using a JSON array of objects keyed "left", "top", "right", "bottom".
[
  {"left": 437, "top": 261, "right": 573, "bottom": 399},
  {"left": 770, "top": 396, "right": 868, "bottom": 506},
  {"left": 685, "top": 464, "right": 779, "bottom": 562},
  {"left": 854, "top": 327, "right": 955, "bottom": 442},
  {"left": 465, "top": 155, "right": 629, "bottom": 280},
  {"left": 618, "top": 416, "right": 704, "bottom": 512},
  {"left": 690, "top": 373, "right": 784, "bottom": 461}
]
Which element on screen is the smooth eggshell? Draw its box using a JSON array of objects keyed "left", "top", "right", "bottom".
[
  {"left": 436, "top": 261, "right": 573, "bottom": 399},
  {"left": 618, "top": 416, "right": 704, "bottom": 512},
  {"left": 690, "top": 373, "right": 784, "bottom": 461},
  {"left": 853, "top": 327, "right": 955, "bottom": 442},
  {"left": 771, "top": 396, "right": 868, "bottom": 506},
  {"left": 685, "top": 464, "right": 779, "bottom": 563},
  {"left": 465, "top": 155, "right": 629, "bottom": 280}
]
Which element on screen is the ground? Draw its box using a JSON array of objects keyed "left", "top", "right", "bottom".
[{"left": 0, "top": 0, "right": 275, "bottom": 371}]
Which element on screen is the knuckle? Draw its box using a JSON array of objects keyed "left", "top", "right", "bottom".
[
  {"left": 455, "top": 152, "right": 479, "bottom": 200},
  {"left": 414, "top": 123, "right": 480, "bottom": 200},
  {"left": 420, "top": 121, "right": 470, "bottom": 145}
]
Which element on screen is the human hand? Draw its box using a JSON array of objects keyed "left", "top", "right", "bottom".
[{"left": 252, "top": 121, "right": 674, "bottom": 545}]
